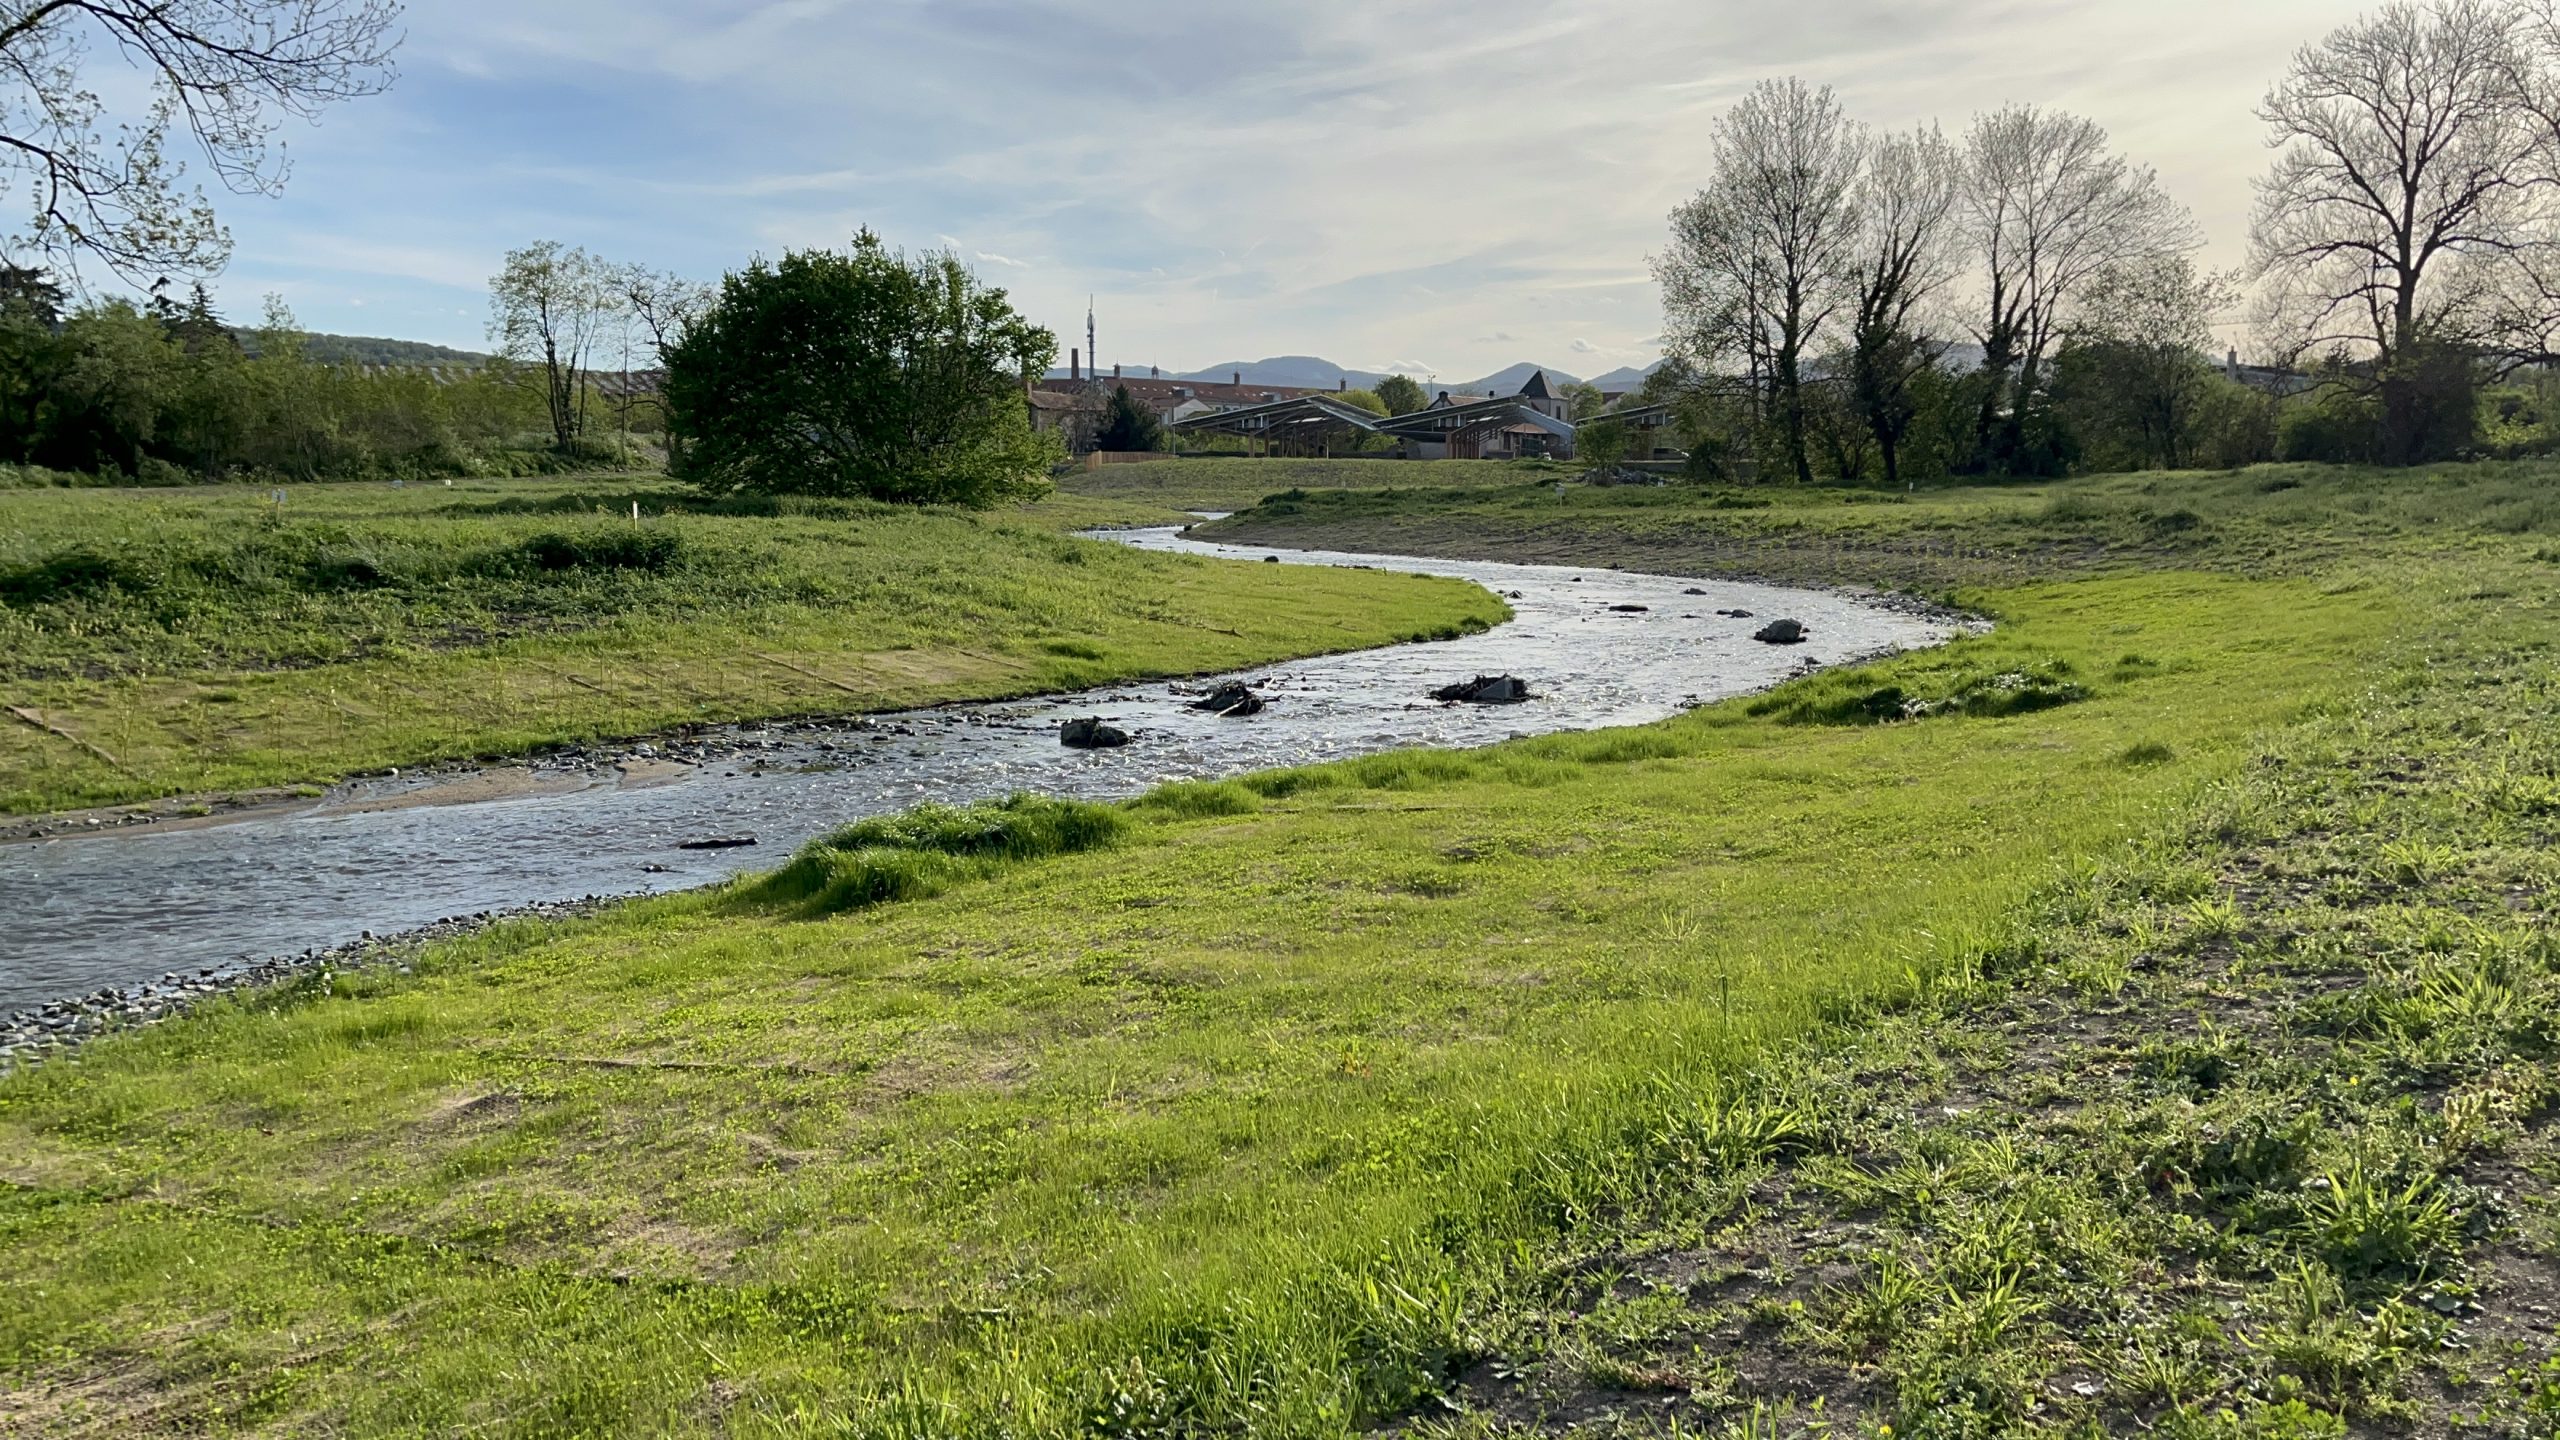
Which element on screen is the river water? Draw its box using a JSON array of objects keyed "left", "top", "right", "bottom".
[{"left": 0, "top": 530, "right": 1956, "bottom": 1010}]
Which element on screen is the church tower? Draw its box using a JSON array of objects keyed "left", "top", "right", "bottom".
[{"left": 1086, "top": 298, "right": 1098, "bottom": 391}]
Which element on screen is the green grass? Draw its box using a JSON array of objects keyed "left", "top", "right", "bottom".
[
  {"left": 4, "top": 462, "right": 2558, "bottom": 1434},
  {"left": 1201, "top": 456, "right": 2560, "bottom": 591},
  {"left": 0, "top": 476, "right": 1503, "bottom": 815}
]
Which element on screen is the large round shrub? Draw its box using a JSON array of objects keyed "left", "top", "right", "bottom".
[{"left": 663, "top": 234, "right": 1060, "bottom": 506}]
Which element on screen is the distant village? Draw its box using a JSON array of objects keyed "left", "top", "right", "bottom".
[{"left": 1024, "top": 344, "right": 1685, "bottom": 465}]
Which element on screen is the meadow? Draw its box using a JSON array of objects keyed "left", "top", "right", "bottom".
[
  {"left": 0, "top": 476, "right": 1501, "bottom": 815},
  {"left": 9, "top": 462, "right": 2556, "bottom": 1434}
]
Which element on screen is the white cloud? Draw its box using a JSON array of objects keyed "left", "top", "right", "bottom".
[{"left": 212, "top": 0, "right": 2360, "bottom": 359}]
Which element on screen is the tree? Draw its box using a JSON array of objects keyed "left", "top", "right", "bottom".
[
  {"left": 1562, "top": 380, "right": 1608, "bottom": 419},
  {"left": 606, "top": 261, "right": 708, "bottom": 452},
  {"left": 1375, "top": 372, "right": 1427, "bottom": 415},
  {"left": 489, "top": 242, "right": 614, "bottom": 449},
  {"left": 1659, "top": 78, "right": 1863, "bottom": 485},
  {"left": 663, "top": 233, "right": 1059, "bottom": 506},
  {"left": 1964, "top": 105, "right": 2197, "bottom": 472},
  {"left": 1096, "top": 384, "right": 1166, "bottom": 451},
  {"left": 1577, "top": 415, "right": 1631, "bottom": 474},
  {"left": 0, "top": 1, "right": 402, "bottom": 283},
  {"left": 1845, "top": 125, "right": 1962, "bottom": 487},
  {"left": 2059, "top": 256, "right": 2236, "bottom": 470},
  {"left": 2252, "top": 0, "right": 2531, "bottom": 464}
]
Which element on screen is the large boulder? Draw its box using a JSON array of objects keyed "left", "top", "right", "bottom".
[
  {"left": 1432, "top": 674, "right": 1534, "bottom": 705},
  {"left": 1753, "top": 618, "right": 1809, "bottom": 645},
  {"left": 1060, "top": 717, "right": 1131, "bottom": 749}
]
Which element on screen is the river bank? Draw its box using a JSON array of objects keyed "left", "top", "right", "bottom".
[
  {"left": 0, "top": 532, "right": 1953, "bottom": 1026},
  {"left": 0, "top": 476, "right": 1499, "bottom": 817}
]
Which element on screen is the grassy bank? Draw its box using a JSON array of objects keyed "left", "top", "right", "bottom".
[
  {"left": 4, "top": 464, "right": 2555, "bottom": 1434},
  {"left": 1199, "top": 457, "right": 2560, "bottom": 591},
  {"left": 0, "top": 477, "right": 1503, "bottom": 815}
]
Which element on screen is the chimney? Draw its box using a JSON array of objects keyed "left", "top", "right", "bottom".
[
  {"left": 1232, "top": 371, "right": 1241, "bottom": 386},
  {"left": 1070, "top": 348, "right": 1080, "bottom": 382},
  {"left": 1113, "top": 363, "right": 1122, "bottom": 381},
  {"left": 1338, "top": 377, "right": 1346, "bottom": 391},
  {"left": 2226, "top": 348, "right": 2240, "bottom": 381}
]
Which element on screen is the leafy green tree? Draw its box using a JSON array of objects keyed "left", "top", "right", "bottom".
[
  {"left": 665, "top": 234, "right": 1060, "bottom": 505},
  {"left": 1562, "top": 380, "right": 1608, "bottom": 420},
  {"left": 1335, "top": 387, "right": 1388, "bottom": 417},
  {"left": 2054, "top": 258, "right": 2235, "bottom": 471},
  {"left": 1577, "top": 416, "right": 1631, "bottom": 473},
  {"left": 1096, "top": 384, "right": 1166, "bottom": 451},
  {"left": 1375, "top": 373, "right": 1427, "bottom": 415},
  {"left": 489, "top": 241, "right": 613, "bottom": 449}
]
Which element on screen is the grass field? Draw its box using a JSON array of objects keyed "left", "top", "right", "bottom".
[
  {"left": 5, "top": 463, "right": 2559, "bottom": 1434},
  {"left": 0, "top": 476, "right": 1501, "bottom": 815},
  {"left": 1200, "top": 458, "right": 2560, "bottom": 591}
]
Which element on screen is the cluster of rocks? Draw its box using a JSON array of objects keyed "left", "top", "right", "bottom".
[
  {"left": 1189, "top": 682, "right": 1267, "bottom": 718},
  {"left": 1060, "top": 716, "right": 1131, "bottom": 749},
  {"left": 1433, "top": 674, "right": 1535, "bottom": 705},
  {"left": 0, "top": 896, "right": 607, "bottom": 1076}
]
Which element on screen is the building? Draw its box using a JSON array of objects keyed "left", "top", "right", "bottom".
[{"left": 1169, "top": 371, "right": 1580, "bottom": 460}]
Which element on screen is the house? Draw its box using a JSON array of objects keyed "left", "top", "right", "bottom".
[
  {"left": 1169, "top": 371, "right": 1579, "bottom": 460},
  {"left": 1026, "top": 387, "right": 1106, "bottom": 452}
]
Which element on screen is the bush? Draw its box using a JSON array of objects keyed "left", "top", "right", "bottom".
[
  {"left": 519, "top": 527, "right": 685, "bottom": 573},
  {"left": 665, "top": 233, "right": 1061, "bottom": 505},
  {"left": 0, "top": 546, "right": 157, "bottom": 605},
  {"left": 2279, "top": 387, "right": 2381, "bottom": 465}
]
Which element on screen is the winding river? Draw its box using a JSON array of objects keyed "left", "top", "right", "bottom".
[{"left": 0, "top": 530, "right": 1957, "bottom": 1011}]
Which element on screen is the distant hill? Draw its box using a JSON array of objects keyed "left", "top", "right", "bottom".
[
  {"left": 233, "top": 330, "right": 493, "bottom": 367},
  {"left": 1585, "top": 362, "right": 1664, "bottom": 392},
  {"left": 1177, "top": 356, "right": 1388, "bottom": 390}
]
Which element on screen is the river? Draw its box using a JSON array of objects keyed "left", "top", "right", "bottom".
[{"left": 0, "top": 529, "right": 1957, "bottom": 1011}]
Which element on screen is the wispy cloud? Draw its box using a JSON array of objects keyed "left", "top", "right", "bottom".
[{"left": 203, "top": 0, "right": 2353, "bottom": 364}]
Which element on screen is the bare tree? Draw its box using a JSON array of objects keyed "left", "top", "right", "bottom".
[
  {"left": 2252, "top": 0, "right": 2538, "bottom": 461},
  {"left": 1658, "top": 77, "right": 1862, "bottom": 484},
  {"left": 489, "top": 241, "right": 615, "bottom": 450},
  {"left": 612, "top": 261, "right": 710, "bottom": 459},
  {"left": 0, "top": 1, "right": 402, "bottom": 283},
  {"left": 1846, "top": 124, "right": 1962, "bottom": 486},
  {"left": 1964, "top": 105, "right": 2197, "bottom": 468}
]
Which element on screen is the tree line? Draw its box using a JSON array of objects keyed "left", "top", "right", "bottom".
[{"left": 1650, "top": 0, "right": 2560, "bottom": 482}]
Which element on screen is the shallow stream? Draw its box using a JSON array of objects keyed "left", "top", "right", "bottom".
[{"left": 0, "top": 530, "right": 1957, "bottom": 1010}]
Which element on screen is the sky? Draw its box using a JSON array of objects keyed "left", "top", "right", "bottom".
[{"left": 170, "top": 0, "right": 2361, "bottom": 379}]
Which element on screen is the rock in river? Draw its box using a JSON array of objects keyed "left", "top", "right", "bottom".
[
  {"left": 1753, "top": 618, "right": 1810, "bottom": 645},
  {"left": 1060, "top": 716, "right": 1132, "bottom": 749},
  {"left": 1432, "top": 674, "right": 1534, "bottom": 705},
  {"left": 1189, "top": 681, "right": 1267, "bottom": 717}
]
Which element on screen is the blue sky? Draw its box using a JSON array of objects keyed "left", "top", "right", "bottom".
[{"left": 183, "top": 0, "right": 2352, "bottom": 378}]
